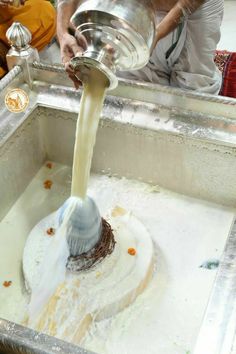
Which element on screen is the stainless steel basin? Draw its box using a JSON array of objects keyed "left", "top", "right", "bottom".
[{"left": 1, "top": 63, "right": 236, "bottom": 354}]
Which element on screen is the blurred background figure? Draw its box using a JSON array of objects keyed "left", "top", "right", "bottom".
[
  {"left": 0, "top": 0, "right": 58, "bottom": 79},
  {"left": 57, "top": 0, "right": 224, "bottom": 95}
]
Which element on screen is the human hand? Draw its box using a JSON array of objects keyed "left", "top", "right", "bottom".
[{"left": 60, "top": 31, "right": 87, "bottom": 89}]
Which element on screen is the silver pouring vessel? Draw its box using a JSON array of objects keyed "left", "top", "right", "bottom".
[{"left": 70, "top": 0, "right": 156, "bottom": 89}]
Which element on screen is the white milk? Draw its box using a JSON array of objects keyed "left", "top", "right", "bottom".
[
  {"left": 71, "top": 69, "right": 108, "bottom": 198},
  {"left": 0, "top": 163, "right": 234, "bottom": 354},
  {"left": 27, "top": 68, "right": 108, "bottom": 321}
]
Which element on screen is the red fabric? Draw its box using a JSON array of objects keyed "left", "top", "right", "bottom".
[{"left": 215, "top": 50, "right": 236, "bottom": 99}]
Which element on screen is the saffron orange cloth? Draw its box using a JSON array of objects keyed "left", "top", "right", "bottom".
[
  {"left": 0, "top": 0, "right": 56, "bottom": 51},
  {"left": 0, "top": 0, "right": 56, "bottom": 78},
  {"left": 0, "top": 39, "right": 8, "bottom": 78},
  {"left": 0, "top": 67, "right": 6, "bottom": 77}
]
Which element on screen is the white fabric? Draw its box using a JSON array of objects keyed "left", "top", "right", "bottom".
[{"left": 118, "top": 0, "right": 224, "bottom": 95}]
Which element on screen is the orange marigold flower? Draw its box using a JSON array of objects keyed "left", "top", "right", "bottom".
[
  {"left": 3, "top": 281, "right": 12, "bottom": 287},
  {"left": 46, "top": 162, "right": 53, "bottom": 169},
  {"left": 46, "top": 227, "right": 55, "bottom": 236},
  {"left": 44, "top": 179, "right": 53, "bottom": 189},
  {"left": 128, "top": 248, "right": 136, "bottom": 256}
]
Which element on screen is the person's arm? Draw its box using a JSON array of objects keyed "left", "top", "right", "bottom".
[
  {"left": 57, "top": 0, "right": 78, "bottom": 42},
  {"left": 57, "top": 0, "right": 86, "bottom": 88},
  {"left": 152, "top": 0, "right": 205, "bottom": 49}
]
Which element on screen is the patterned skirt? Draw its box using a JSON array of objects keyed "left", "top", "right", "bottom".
[{"left": 215, "top": 50, "right": 236, "bottom": 99}]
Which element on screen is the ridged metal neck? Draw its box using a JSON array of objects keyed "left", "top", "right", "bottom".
[
  {"left": 70, "top": 55, "right": 118, "bottom": 90},
  {"left": 6, "top": 22, "right": 32, "bottom": 50}
]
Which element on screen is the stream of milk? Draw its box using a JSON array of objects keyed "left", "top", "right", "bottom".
[
  {"left": 71, "top": 69, "right": 108, "bottom": 199},
  {"left": 0, "top": 163, "right": 234, "bottom": 354},
  {"left": 27, "top": 68, "right": 108, "bottom": 320}
]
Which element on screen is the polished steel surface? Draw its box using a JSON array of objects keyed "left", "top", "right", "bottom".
[
  {"left": 70, "top": 0, "right": 155, "bottom": 89},
  {"left": 0, "top": 65, "right": 22, "bottom": 92},
  {"left": 194, "top": 218, "right": 236, "bottom": 354},
  {"left": 6, "top": 21, "right": 32, "bottom": 49},
  {"left": 0, "top": 319, "right": 95, "bottom": 354},
  {"left": 6, "top": 22, "right": 39, "bottom": 88},
  {"left": 6, "top": 22, "right": 39, "bottom": 71},
  {"left": 31, "top": 62, "right": 236, "bottom": 119},
  {"left": 1, "top": 65, "right": 236, "bottom": 354}
]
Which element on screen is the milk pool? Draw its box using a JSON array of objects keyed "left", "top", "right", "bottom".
[{"left": 0, "top": 162, "right": 234, "bottom": 354}]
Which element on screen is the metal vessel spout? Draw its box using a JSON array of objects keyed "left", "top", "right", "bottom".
[{"left": 70, "top": 0, "right": 156, "bottom": 89}]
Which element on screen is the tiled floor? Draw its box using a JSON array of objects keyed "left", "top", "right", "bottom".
[{"left": 218, "top": 0, "right": 236, "bottom": 51}]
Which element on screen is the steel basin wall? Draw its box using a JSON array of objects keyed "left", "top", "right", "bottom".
[{"left": 1, "top": 65, "right": 236, "bottom": 354}]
